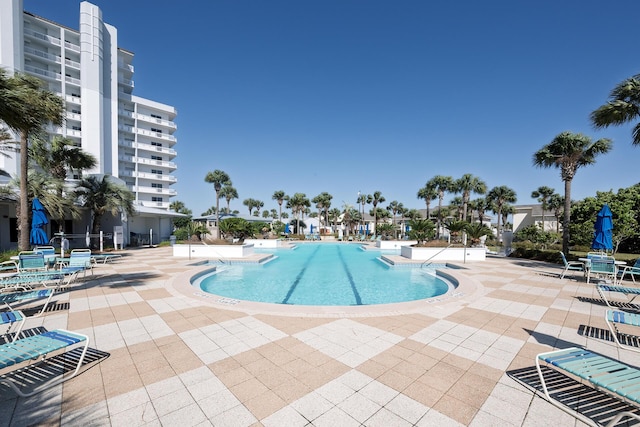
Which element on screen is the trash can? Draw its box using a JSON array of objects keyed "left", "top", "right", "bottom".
[{"left": 169, "top": 235, "right": 176, "bottom": 246}]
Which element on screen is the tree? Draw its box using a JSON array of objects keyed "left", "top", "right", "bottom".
[
  {"left": 464, "top": 223, "right": 493, "bottom": 246},
  {"left": 0, "top": 70, "right": 65, "bottom": 250},
  {"left": 533, "top": 131, "right": 612, "bottom": 254},
  {"left": 444, "top": 219, "right": 467, "bottom": 243},
  {"left": 548, "top": 193, "right": 564, "bottom": 233},
  {"left": 169, "top": 200, "right": 192, "bottom": 229},
  {"left": 417, "top": 185, "right": 437, "bottom": 220},
  {"left": 455, "top": 174, "right": 486, "bottom": 222},
  {"left": 468, "top": 197, "right": 488, "bottom": 224},
  {"left": 286, "top": 193, "right": 309, "bottom": 235},
  {"left": 486, "top": 185, "right": 517, "bottom": 244},
  {"left": 219, "top": 186, "right": 238, "bottom": 214},
  {"left": 272, "top": 190, "right": 287, "bottom": 222},
  {"left": 591, "top": 73, "right": 640, "bottom": 146},
  {"left": 204, "top": 169, "right": 231, "bottom": 239},
  {"left": 312, "top": 192, "right": 332, "bottom": 230},
  {"left": 30, "top": 136, "right": 97, "bottom": 231},
  {"left": 531, "top": 186, "right": 555, "bottom": 231},
  {"left": 387, "top": 200, "right": 404, "bottom": 238},
  {"left": 74, "top": 175, "right": 135, "bottom": 236},
  {"left": 426, "top": 175, "right": 454, "bottom": 239},
  {"left": 407, "top": 219, "right": 436, "bottom": 246},
  {"left": 357, "top": 192, "right": 372, "bottom": 231},
  {"left": 370, "top": 191, "right": 385, "bottom": 237},
  {"left": 243, "top": 198, "right": 258, "bottom": 215}
]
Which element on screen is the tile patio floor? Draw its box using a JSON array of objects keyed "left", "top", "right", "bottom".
[{"left": 1, "top": 245, "right": 638, "bottom": 426}]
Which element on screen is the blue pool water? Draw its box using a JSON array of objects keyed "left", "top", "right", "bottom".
[{"left": 196, "top": 244, "right": 452, "bottom": 306}]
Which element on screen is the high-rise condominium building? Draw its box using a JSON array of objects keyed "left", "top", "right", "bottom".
[{"left": 0, "top": 0, "right": 179, "bottom": 249}]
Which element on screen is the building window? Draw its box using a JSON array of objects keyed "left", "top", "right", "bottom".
[
  {"left": 151, "top": 141, "right": 162, "bottom": 147},
  {"left": 151, "top": 155, "right": 162, "bottom": 161},
  {"left": 151, "top": 128, "right": 162, "bottom": 133},
  {"left": 151, "top": 169, "right": 163, "bottom": 175},
  {"left": 152, "top": 197, "right": 163, "bottom": 202},
  {"left": 151, "top": 113, "right": 162, "bottom": 119},
  {"left": 151, "top": 183, "right": 163, "bottom": 188}
]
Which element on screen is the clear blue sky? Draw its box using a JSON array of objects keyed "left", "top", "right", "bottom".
[{"left": 25, "top": 0, "right": 640, "bottom": 218}]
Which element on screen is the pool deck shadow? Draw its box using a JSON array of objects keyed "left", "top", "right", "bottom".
[{"left": 1, "top": 245, "right": 637, "bottom": 426}]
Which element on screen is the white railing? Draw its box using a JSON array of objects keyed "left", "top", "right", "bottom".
[
  {"left": 118, "top": 78, "right": 134, "bottom": 87},
  {"left": 65, "top": 75, "right": 81, "bottom": 85},
  {"left": 24, "top": 46, "right": 60, "bottom": 63},
  {"left": 133, "top": 186, "right": 177, "bottom": 196},
  {"left": 65, "top": 58, "right": 80, "bottom": 68},
  {"left": 134, "top": 113, "right": 177, "bottom": 129},
  {"left": 136, "top": 128, "right": 176, "bottom": 142},
  {"left": 134, "top": 142, "right": 177, "bottom": 156},
  {"left": 65, "top": 94, "right": 81, "bottom": 104},
  {"left": 64, "top": 41, "right": 80, "bottom": 52},
  {"left": 24, "top": 65, "right": 61, "bottom": 81},
  {"left": 24, "top": 28, "right": 61, "bottom": 45}
]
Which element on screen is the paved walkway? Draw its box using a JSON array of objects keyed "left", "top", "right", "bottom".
[{"left": 1, "top": 246, "right": 637, "bottom": 426}]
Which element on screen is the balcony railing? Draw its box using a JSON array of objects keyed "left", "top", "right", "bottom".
[
  {"left": 118, "top": 78, "right": 134, "bottom": 87},
  {"left": 134, "top": 113, "right": 177, "bottom": 129},
  {"left": 65, "top": 75, "right": 81, "bottom": 85},
  {"left": 64, "top": 41, "right": 80, "bottom": 52},
  {"left": 133, "top": 186, "right": 177, "bottom": 196},
  {"left": 24, "top": 65, "right": 61, "bottom": 81},
  {"left": 24, "top": 46, "right": 60, "bottom": 63},
  {"left": 24, "top": 28, "right": 61, "bottom": 45},
  {"left": 65, "top": 58, "right": 81, "bottom": 69},
  {"left": 120, "top": 170, "right": 177, "bottom": 182},
  {"left": 136, "top": 201, "right": 171, "bottom": 209},
  {"left": 118, "top": 156, "right": 176, "bottom": 169}
]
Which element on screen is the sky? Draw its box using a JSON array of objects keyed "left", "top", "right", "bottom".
[{"left": 23, "top": 0, "right": 640, "bottom": 218}]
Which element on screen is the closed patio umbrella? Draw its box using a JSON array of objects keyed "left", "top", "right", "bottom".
[
  {"left": 285, "top": 223, "right": 290, "bottom": 234},
  {"left": 592, "top": 204, "right": 613, "bottom": 251},
  {"left": 30, "top": 197, "right": 49, "bottom": 246}
]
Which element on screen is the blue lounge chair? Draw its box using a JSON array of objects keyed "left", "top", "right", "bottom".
[
  {"left": 586, "top": 258, "right": 617, "bottom": 284},
  {"left": 559, "top": 252, "right": 584, "bottom": 279},
  {"left": 605, "top": 310, "right": 640, "bottom": 353},
  {"left": 1, "top": 311, "right": 25, "bottom": 343},
  {"left": 0, "top": 289, "right": 54, "bottom": 317},
  {"left": 536, "top": 347, "right": 640, "bottom": 426},
  {"left": 58, "top": 249, "right": 93, "bottom": 277},
  {"left": 597, "top": 284, "right": 640, "bottom": 310},
  {"left": 0, "top": 270, "right": 78, "bottom": 292},
  {"left": 0, "top": 329, "right": 89, "bottom": 396}
]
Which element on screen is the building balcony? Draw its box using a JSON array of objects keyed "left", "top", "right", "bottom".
[
  {"left": 118, "top": 109, "right": 135, "bottom": 118},
  {"left": 65, "top": 75, "right": 80, "bottom": 86},
  {"left": 118, "top": 62, "right": 134, "bottom": 73},
  {"left": 24, "top": 28, "right": 61, "bottom": 46},
  {"left": 64, "top": 58, "right": 81, "bottom": 69},
  {"left": 66, "top": 112, "right": 81, "bottom": 121},
  {"left": 135, "top": 113, "right": 177, "bottom": 130},
  {"left": 24, "top": 46, "right": 61, "bottom": 64},
  {"left": 121, "top": 156, "right": 176, "bottom": 169},
  {"left": 133, "top": 186, "right": 177, "bottom": 196},
  {"left": 135, "top": 128, "right": 176, "bottom": 143},
  {"left": 24, "top": 65, "right": 61, "bottom": 82},
  {"left": 118, "top": 78, "right": 134, "bottom": 87},
  {"left": 135, "top": 201, "right": 171, "bottom": 209},
  {"left": 120, "top": 170, "right": 177, "bottom": 183},
  {"left": 63, "top": 93, "right": 81, "bottom": 104}
]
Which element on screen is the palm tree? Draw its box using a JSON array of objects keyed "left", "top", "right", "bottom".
[
  {"left": 370, "top": 191, "right": 385, "bottom": 237},
  {"left": 417, "top": 185, "right": 437, "bottom": 220},
  {"left": 204, "top": 169, "right": 231, "bottom": 239},
  {"left": 30, "top": 136, "right": 97, "bottom": 231},
  {"left": 531, "top": 185, "right": 555, "bottom": 231},
  {"left": 272, "top": 190, "right": 286, "bottom": 221},
  {"left": 0, "top": 70, "right": 65, "bottom": 250},
  {"left": 486, "top": 186, "right": 517, "bottom": 244},
  {"left": 312, "top": 192, "right": 332, "bottom": 230},
  {"left": 356, "top": 192, "right": 372, "bottom": 231},
  {"left": 426, "top": 175, "right": 454, "bottom": 239},
  {"left": 169, "top": 200, "right": 192, "bottom": 229},
  {"left": 591, "top": 73, "right": 640, "bottom": 146},
  {"left": 243, "top": 198, "right": 257, "bottom": 215},
  {"left": 74, "top": 175, "right": 135, "bottom": 236},
  {"left": 219, "top": 186, "right": 238, "bottom": 214},
  {"left": 387, "top": 200, "right": 404, "bottom": 238},
  {"left": 533, "top": 131, "right": 612, "bottom": 253},
  {"left": 548, "top": 193, "right": 564, "bottom": 233},
  {"left": 455, "top": 174, "right": 487, "bottom": 222},
  {"left": 286, "top": 192, "right": 309, "bottom": 234}
]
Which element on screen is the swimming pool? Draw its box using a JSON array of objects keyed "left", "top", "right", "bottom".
[{"left": 194, "top": 243, "right": 452, "bottom": 306}]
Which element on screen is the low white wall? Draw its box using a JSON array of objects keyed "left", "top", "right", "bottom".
[
  {"left": 244, "top": 239, "right": 282, "bottom": 248},
  {"left": 173, "top": 244, "right": 255, "bottom": 258},
  {"left": 376, "top": 240, "right": 417, "bottom": 250},
  {"left": 400, "top": 246, "right": 486, "bottom": 261}
]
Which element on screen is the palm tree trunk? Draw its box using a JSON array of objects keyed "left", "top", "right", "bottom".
[
  {"left": 19, "top": 131, "right": 29, "bottom": 250},
  {"left": 563, "top": 180, "right": 572, "bottom": 254}
]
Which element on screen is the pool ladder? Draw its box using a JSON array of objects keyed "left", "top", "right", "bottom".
[{"left": 420, "top": 244, "right": 453, "bottom": 268}]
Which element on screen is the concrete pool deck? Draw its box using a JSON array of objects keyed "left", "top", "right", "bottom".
[{"left": 1, "top": 245, "right": 637, "bottom": 426}]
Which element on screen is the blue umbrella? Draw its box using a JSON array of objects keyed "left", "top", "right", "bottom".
[
  {"left": 285, "top": 223, "right": 290, "bottom": 234},
  {"left": 592, "top": 204, "right": 613, "bottom": 251},
  {"left": 310, "top": 224, "right": 314, "bottom": 234},
  {"left": 30, "top": 197, "right": 49, "bottom": 246},
  {"left": 359, "top": 225, "right": 363, "bottom": 235},
  {"left": 366, "top": 223, "right": 369, "bottom": 235}
]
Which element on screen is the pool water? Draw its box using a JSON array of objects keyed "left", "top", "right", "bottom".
[{"left": 196, "top": 244, "right": 451, "bottom": 306}]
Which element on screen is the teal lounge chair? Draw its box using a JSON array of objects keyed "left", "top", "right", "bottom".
[
  {"left": 597, "top": 284, "right": 640, "bottom": 310},
  {"left": 58, "top": 249, "right": 93, "bottom": 277},
  {"left": 0, "top": 329, "right": 89, "bottom": 396},
  {"left": 17, "top": 252, "right": 47, "bottom": 273},
  {"left": 586, "top": 258, "right": 617, "bottom": 284},
  {"left": 559, "top": 252, "right": 584, "bottom": 279},
  {"left": 605, "top": 310, "right": 640, "bottom": 353},
  {"left": 1, "top": 311, "right": 25, "bottom": 343},
  {"left": 617, "top": 258, "right": 640, "bottom": 285},
  {"left": 536, "top": 347, "right": 640, "bottom": 426},
  {"left": 0, "top": 289, "right": 54, "bottom": 317}
]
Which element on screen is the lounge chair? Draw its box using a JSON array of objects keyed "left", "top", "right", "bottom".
[
  {"left": 33, "top": 246, "right": 57, "bottom": 268},
  {"left": 17, "top": 252, "right": 47, "bottom": 273},
  {"left": 586, "top": 258, "right": 617, "bottom": 284},
  {"left": 57, "top": 249, "right": 93, "bottom": 277},
  {"left": 536, "top": 347, "right": 640, "bottom": 427},
  {"left": 0, "top": 270, "right": 78, "bottom": 292},
  {"left": 605, "top": 310, "right": 640, "bottom": 353},
  {"left": 597, "top": 284, "right": 640, "bottom": 310},
  {"left": 0, "top": 289, "right": 54, "bottom": 317},
  {"left": 0, "top": 329, "right": 89, "bottom": 396},
  {"left": 1, "top": 310, "right": 25, "bottom": 343},
  {"left": 0, "top": 260, "right": 17, "bottom": 274},
  {"left": 559, "top": 252, "right": 584, "bottom": 279},
  {"left": 617, "top": 258, "right": 640, "bottom": 285}
]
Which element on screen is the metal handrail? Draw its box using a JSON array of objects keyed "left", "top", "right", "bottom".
[{"left": 421, "top": 244, "right": 454, "bottom": 268}]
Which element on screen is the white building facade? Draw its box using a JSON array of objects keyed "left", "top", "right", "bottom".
[{"left": 0, "top": 0, "right": 178, "bottom": 249}]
